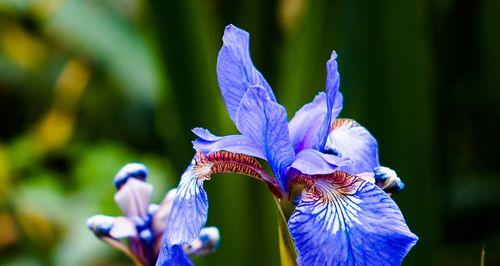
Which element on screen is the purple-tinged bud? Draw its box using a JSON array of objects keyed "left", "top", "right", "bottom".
[
  {"left": 374, "top": 166, "right": 405, "bottom": 194},
  {"left": 87, "top": 215, "right": 114, "bottom": 237},
  {"left": 184, "top": 226, "right": 220, "bottom": 256},
  {"left": 114, "top": 163, "right": 148, "bottom": 190}
]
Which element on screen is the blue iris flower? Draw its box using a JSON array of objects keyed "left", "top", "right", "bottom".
[
  {"left": 87, "top": 163, "right": 220, "bottom": 266},
  {"left": 157, "top": 25, "right": 417, "bottom": 266}
]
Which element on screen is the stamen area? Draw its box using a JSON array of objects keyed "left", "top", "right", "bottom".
[
  {"left": 290, "top": 171, "right": 364, "bottom": 203},
  {"left": 193, "top": 151, "right": 282, "bottom": 197}
]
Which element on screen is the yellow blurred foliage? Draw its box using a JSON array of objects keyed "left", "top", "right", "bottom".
[
  {"left": 35, "top": 58, "right": 91, "bottom": 152},
  {"left": 278, "top": 0, "right": 306, "bottom": 36},
  {"left": 0, "top": 213, "right": 18, "bottom": 249},
  {"left": 0, "top": 145, "right": 11, "bottom": 197},
  {"left": 0, "top": 23, "right": 47, "bottom": 70},
  {"left": 17, "top": 211, "right": 56, "bottom": 246}
]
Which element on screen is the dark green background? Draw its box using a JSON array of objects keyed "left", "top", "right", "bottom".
[{"left": 0, "top": 0, "right": 498, "bottom": 265}]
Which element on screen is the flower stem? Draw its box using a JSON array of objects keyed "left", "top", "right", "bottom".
[{"left": 273, "top": 197, "right": 297, "bottom": 266}]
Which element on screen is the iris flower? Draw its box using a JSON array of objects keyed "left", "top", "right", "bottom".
[
  {"left": 87, "top": 163, "right": 220, "bottom": 266},
  {"left": 157, "top": 25, "right": 417, "bottom": 266}
]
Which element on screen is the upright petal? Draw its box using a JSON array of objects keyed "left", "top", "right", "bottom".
[
  {"left": 288, "top": 52, "right": 342, "bottom": 153},
  {"left": 192, "top": 127, "right": 265, "bottom": 159},
  {"left": 289, "top": 148, "right": 351, "bottom": 175},
  {"left": 288, "top": 172, "right": 418, "bottom": 266},
  {"left": 114, "top": 178, "right": 153, "bottom": 217},
  {"left": 325, "top": 119, "right": 379, "bottom": 174},
  {"left": 318, "top": 51, "right": 343, "bottom": 151},
  {"left": 288, "top": 93, "right": 328, "bottom": 152},
  {"left": 236, "top": 86, "right": 296, "bottom": 192},
  {"left": 217, "top": 24, "right": 276, "bottom": 123}
]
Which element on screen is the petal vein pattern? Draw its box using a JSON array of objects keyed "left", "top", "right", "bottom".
[
  {"left": 163, "top": 151, "right": 279, "bottom": 251},
  {"left": 326, "top": 119, "right": 379, "bottom": 174},
  {"left": 288, "top": 172, "right": 418, "bottom": 266},
  {"left": 236, "top": 86, "right": 295, "bottom": 192},
  {"left": 217, "top": 24, "right": 275, "bottom": 123}
]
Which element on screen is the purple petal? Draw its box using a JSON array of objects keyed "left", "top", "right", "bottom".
[
  {"left": 288, "top": 172, "right": 418, "bottom": 265},
  {"left": 318, "top": 51, "right": 343, "bottom": 151},
  {"left": 288, "top": 93, "right": 328, "bottom": 152},
  {"left": 192, "top": 127, "right": 265, "bottom": 159},
  {"left": 152, "top": 188, "right": 177, "bottom": 239},
  {"left": 325, "top": 119, "right": 379, "bottom": 174},
  {"left": 86, "top": 215, "right": 137, "bottom": 239},
  {"left": 217, "top": 24, "right": 276, "bottom": 123},
  {"left": 110, "top": 217, "right": 138, "bottom": 239},
  {"left": 289, "top": 148, "right": 351, "bottom": 175},
  {"left": 157, "top": 163, "right": 210, "bottom": 264},
  {"left": 114, "top": 178, "right": 153, "bottom": 217},
  {"left": 236, "top": 86, "right": 295, "bottom": 192},
  {"left": 288, "top": 52, "right": 343, "bottom": 153}
]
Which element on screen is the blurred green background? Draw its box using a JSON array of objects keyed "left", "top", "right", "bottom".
[{"left": 0, "top": 0, "right": 498, "bottom": 265}]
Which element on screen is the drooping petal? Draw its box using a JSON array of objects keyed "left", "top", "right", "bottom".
[
  {"left": 157, "top": 151, "right": 278, "bottom": 265},
  {"left": 86, "top": 215, "right": 137, "bottom": 239},
  {"left": 288, "top": 172, "right": 418, "bottom": 266},
  {"left": 164, "top": 164, "right": 209, "bottom": 247},
  {"left": 217, "top": 24, "right": 276, "bottom": 123},
  {"left": 157, "top": 244, "right": 194, "bottom": 266},
  {"left": 236, "top": 86, "right": 296, "bottom": 192},
  {"left": 325, "top": 119, "right": 379, "bottom": 174},
  {"left": 289, "top": 148, "right": 351, "bottom": 175},
  {"left": 288, "top": 52, "right": 343, "bottom": 153},
  {"left": 192, "top": 127, "right": 265, "bottom": 159},
  {"left": 156, "top": 163, "right": 209, "bottom": 266},
  {"left": 114, "top": 178, "right": 153, "bottom": 217}
]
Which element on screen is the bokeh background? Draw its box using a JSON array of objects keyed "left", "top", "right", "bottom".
[{"left": 0, "top": 0, "right": 498, "bottom": 265}]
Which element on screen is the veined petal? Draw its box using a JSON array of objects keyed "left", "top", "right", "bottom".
[
  {"left": 289, "top": 148, "right": 351, "bottom": 176},
  {"left": 288, "top": 172, "right": 418, "bottom": 266},
  {"left": 325, "top": 119, "right": 379, "bottom": 174},
  {"left": 157, "top": 163, "right": 208, "bottom": 266},
  {"left": 114, "top": 178, "right": 153, "bottom": 218},
  {"left": 158, "top": 151, "right": 279, "bottom": 265},
  {"left": 157, "top": 244, "right": 194, "bottom": 266},
  {"left": 288, "top": 93, "right": 328, "bottom": 152},
  {"left": 236, "top": 86, "right": 296, "bottom": 193},
  {"left": 217, "top": 24, "right": 276, "bottom": 123},
  {"left": 164, "top": 163, "right": 209, "bottom": 247},
  {"left": 288, "top": 52, "right": 343, "bottom": 153},
  {"left": 192, "top": 127, "right": 265, "bottom": 159}
]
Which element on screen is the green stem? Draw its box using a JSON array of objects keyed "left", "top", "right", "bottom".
[{"left": 273, "top": 197, "right": 298, "bottom": 266}]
